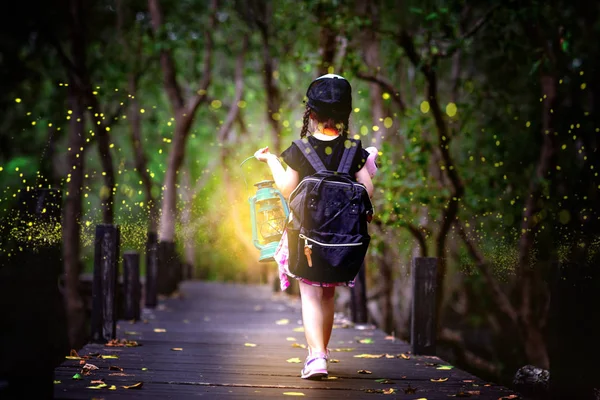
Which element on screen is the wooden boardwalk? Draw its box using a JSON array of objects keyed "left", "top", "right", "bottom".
[{"left": 54, "top": 281, "right": 520, "bottom": 399}]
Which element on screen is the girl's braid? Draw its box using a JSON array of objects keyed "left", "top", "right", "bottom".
[
  {"left": 300, "top": 106, "right": 311, "bottom": 138},
  {"left": 341, "top": 116, "right": 350, "bottom": 138}
]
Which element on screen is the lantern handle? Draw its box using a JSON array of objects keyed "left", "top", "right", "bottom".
[{"left": 239, "top": 155, "right": 257, "bottom": 198}]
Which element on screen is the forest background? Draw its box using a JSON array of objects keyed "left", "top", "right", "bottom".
[{"left": 1, "top": 0, "right": 599, "bottom": 391}]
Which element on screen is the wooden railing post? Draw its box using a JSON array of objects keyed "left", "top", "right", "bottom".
[
  {"left": 91, "top": 224, "right": 120, "bottom": 343},
  {"left": 123, "top": 251, "right": 141, "bottom": 321},
  {"left": 0, "top": 188, "right": 67, "bottom": 398},
  {"left": 145, "top": 232, "right": 158, "bottom": 308},
  {"left": 350, "top": 262, "right": 368, "bottom": 324},
  {"left": 411, "top": 257, "right": 438, "bottom": 355},
  {"left": 549, "top": 261, "right": 599, "bottom": 399}
]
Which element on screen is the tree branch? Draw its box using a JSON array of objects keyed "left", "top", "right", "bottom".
[
  {"left": 148, "top": 0, "right": 185, "bottom": 112},
  {"left": 355, "top": 72, "right": 407, "bottom": 113},
  {"left": 217, "top": 36, "right": 248, "bottom": 142},
  {"left": 455, "top": 219, "right": 519, "bottom": 324},
  {"left": 185, "top": 0, "right": 217, "bottom": 120}
]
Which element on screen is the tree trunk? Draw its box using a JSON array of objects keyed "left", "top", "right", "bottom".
[
  {"left": 356, "top": 0, "right": 387, "bottom": 149},
  {"left": 128, "top": 75, "right": 158, "bottom": 233},
  {"left": 63, "top": 84, "right": 86, "bottom": 349}
]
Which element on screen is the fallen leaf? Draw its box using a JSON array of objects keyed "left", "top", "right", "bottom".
[
  {"left": 463, "top": 380, "right": 475, "bottom": 383},
  {"left": 101, "top": 355, "right": 119, "bottom": 359},
  {"left": 286, "top": 337, "right": 297, "bottom": 341},
  {"left": 124, "top": 331, "right": 139, "bottom": 335},
  {"left": 398, "top": 353, "right": 411, "bottom": 359},
  {"left": 86, "top": 383, "right": 108, "bottom": 389},
  {"left": 276, "top": 319, "right": 290, "bottom": 325},
  {"left": 329, "top": 359, "right": 340, "bottom": 363},
  {"left": 283, "top": 392, "right": 305, "bottom": 396},
  {"left": 323, "top": 376, "right": 339, "bottom": 380},
  {"left": 90, "top": 379, "right": 105, "bottom": 384},
  {"left": 141, "top": 367, "right": 148, "bottom": 371},
  {"left": 375, "top": 379, "right": 395, "bottom": 384},
  {"left": 358, "top": 338, "right": 374, "bottom": 344},
  {"left": 153, "top": 328, "right": 166, "bottom": 333},
  {"left": 431, "top": 377, "right": 449, "bottom": 382},
  {"left": 70, "top": 349, "right": 80, "bottom": 358},
  {"left": 358, "top": 370, "right": 372, "bottom": 374},
  {"left": 65, "top": 356, "right": 82, "bottom": 360},
  {"left": 122, "top": 382, "right": 143, "bottom": 389},
  {"left": 383, "top": 388, "right": 397, "bottom": 395},
  {"left": 354, "top": 354, "right": 385, "bottom": 358},
  {"left": 244, "top": 343, "right": 257, "bottom": 347},
  {"left": 292, "top": 327, "right": 305, "bottom": 332},
  {"left": 109, "top": 385, "right": 117, "bottom": 390},
  {"left": 437, "top": 365, "right": 454, "bottom": 370},
  {"left": 83, "top": 363, "right": 99, "bottom": 371},
  {"left": 453, "top": 392, "right": 472, "bottom": 398},
  {"left": 404, "top": 385, "right": 417, "bottom": 394},
  {"left": 72, "top": 373, "right": 82, "bottom": 380},
  {"left": 53, "top": 380, "right": 61, "bottom": 384},
  {"left": 171, "top": 347, "right": 183, "bottom": 351},
  {"left": 384, "top": 336, "right": 395, "bottom": 340},
  {"left": 385, "top": 354, "right": 395, "bottom": 358},
  {"left": 286, "top": 357, "right": 302, "bottom": 363},
  {"left": 425, "top": 362, "right": 440, "bottom": 367},
  {"left": 332, "top": 347, "right": 355, "bottom": 352},
  {"left": 467, "top": 391, "right": 481, "bottom": 395},
  {"left": 498, "top": 396, "right": 519, "bottom": 400},
  {"left": 109, "top": 365, "right": 123, "bottom": 371},
  {"left": 291, "top": 343, "right": 306, "bottom": 349},
  {"left": 365, "top": 389, "right": 384, "bottom": 394},
  {"left": 109, "top": 372, "right": 133, "bottom": 377}
]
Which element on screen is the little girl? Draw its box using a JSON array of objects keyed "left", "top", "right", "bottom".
[{"left": 255, "top": 74, "right": 374, "bottom": 379}]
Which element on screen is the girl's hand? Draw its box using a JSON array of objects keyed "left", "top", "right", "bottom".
[{"left": 254, "top": 146, "right": 272, "bottom": 162}]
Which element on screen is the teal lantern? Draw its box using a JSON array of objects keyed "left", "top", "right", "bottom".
[{"left": 249, "top": 180, "right": 290, "bottom": 262}]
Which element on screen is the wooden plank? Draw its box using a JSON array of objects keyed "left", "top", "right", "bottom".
[{"left": 54, "top": 281, "right": 520, "bottom": 399}]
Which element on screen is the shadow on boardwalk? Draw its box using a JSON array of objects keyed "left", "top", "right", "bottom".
[{"left": 54, "top": 281, "right": 520, "bottom": 399}]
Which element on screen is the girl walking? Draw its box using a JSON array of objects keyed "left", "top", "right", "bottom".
[{"left": 254, "top": 74, "right": 374, "bottom": 379}]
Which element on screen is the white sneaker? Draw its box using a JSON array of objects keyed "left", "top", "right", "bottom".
[{"left": 300, "top": 352, "right": 328, "bottom": 380}]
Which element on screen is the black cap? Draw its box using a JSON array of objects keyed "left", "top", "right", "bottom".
[{"left": 306, "top": 74, "right": 352, "bottom": 119}]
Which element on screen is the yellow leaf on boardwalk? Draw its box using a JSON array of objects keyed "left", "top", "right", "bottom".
[
  {"left": 153, "top": 328, "right": 166, "bottom": 333},
  {"left": 122, "top": 382, "right": 143, "bottom": 389},
  {"left": 286, "top": 357, "right": 302, "bottom": 363},
  {"left": 283, "top": 392, "right": 305, "bottom": 396},
  {"left": 171, "top": 348, "right": 183, "bottom": 351},
  {"left": 354, "top": 354, "right": 385, "bottom": 359},
  {"left": 276, "top": 319, "right": 289, "bottom": 325},
  {"left": 437, "top": 365, "right": 454, "bottom": 370},
  {"left": 431, "top": 377, "right": 448, "bottom": 382},
  {"left": 291, "top": 343, "right": 306, "bottom": 349},
  {"left": 286, "top": 337, "right": 297, "bottom": 341},
  {"left": 244, "top": 343, "right": 257, "bottom": 347},
  {"left": 101, "top": 355, "right": 119, "bottom": 359},
  {"left": 292, "top": 327, "right": 304, "bottom": 332}
]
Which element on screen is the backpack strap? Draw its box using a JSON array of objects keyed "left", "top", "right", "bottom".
[
  {"left": 293, "top": 139, "right": 327, "bottom": 172},
  {"left": 337, "top": 140, "right": 359, "bottom": 174}
]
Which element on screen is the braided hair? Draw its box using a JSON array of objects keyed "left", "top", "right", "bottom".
[{"left": 299, "top": 104, "right": 350, "bottom": 139}]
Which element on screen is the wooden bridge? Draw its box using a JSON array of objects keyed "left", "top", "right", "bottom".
[{"left": 53, "top": 280, "right": 520, "bottom": 399}]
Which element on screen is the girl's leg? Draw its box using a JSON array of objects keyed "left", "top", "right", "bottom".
[
  {"left": 299, "top": 282, "right": 327, "bottom": 354},
  {"left": 322, "top": 286, "right": 336, "bottom": 350}
]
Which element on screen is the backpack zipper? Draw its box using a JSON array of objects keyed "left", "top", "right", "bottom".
[{"left": 299, "top": 233, "right": 363, "bottom": 247}]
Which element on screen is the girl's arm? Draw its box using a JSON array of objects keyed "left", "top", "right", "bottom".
[
  {"left": 254, "top": 146, "right": 299, "bottom": 198},
  {"left": 355, "top": 165, "right": 374, "bottom": 198}
]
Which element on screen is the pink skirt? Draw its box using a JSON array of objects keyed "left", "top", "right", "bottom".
[{"left": 273, "top": 230, "right": 356, "bottom": 291}]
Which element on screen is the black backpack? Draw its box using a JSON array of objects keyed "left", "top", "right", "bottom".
[{"left": 286, "top": 138, "right": 373, "bottom": 283}]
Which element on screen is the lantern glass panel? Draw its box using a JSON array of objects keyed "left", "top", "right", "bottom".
[{"left": 255, "top": 198, "right": 286, "bottom": 244}]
